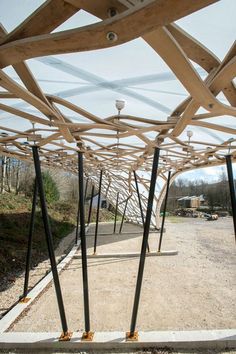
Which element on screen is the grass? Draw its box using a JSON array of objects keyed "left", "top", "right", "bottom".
[
  {"left": 166, "top": 216, "right": 185, "bottom": 223},
  {"left": 0, "top": 193, "right": 116, "bottom": 290}
]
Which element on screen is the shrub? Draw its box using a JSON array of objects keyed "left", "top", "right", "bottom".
[{"left": 42, "top": 171, "right": 60, "bottom": 204}]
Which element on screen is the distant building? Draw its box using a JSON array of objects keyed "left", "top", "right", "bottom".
[
  {"left": 91, "top": 194, "right": 111, "bottom": 209},
  {"left": 177, "top": 195, "right": 205, "bottom": 209}
]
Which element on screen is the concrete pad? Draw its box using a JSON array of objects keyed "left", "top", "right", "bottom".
[
  {"left": 0, "top": 329, "right": 235, "bottom": 350},
  {"left": 75, "top": 250, "right": 178, "bottom": 258}
]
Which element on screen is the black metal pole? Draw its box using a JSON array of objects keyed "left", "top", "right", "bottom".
[
  {"left": 84, "top": 178, "right": 89, "bottom": 224},
  {"left": 84, "top": 178, "right": 89, "bottom": 199},
  {"left": 129, "top": 147, "right": 160, "bottom": 338},
  {"left": 119, "top": 197, "right": 129, "bottom": 234},
  {"left": 22, "top": 179, "right": 38, "bottom": 300},
  {"left": 226, "top": 155, "right": 236, "bottom": 241},
  {"left": 75, "top": 175, "right": 81, "bottom": 244},
  {"left": 75, "top": 205, "right": 80, "bottom": 244},
  {"left": 32, "top": 146, "right": 68, "bottom": 335},
  {"left": 87, "top": 185, "right": 94, "bottom": 226},
  {"left": 78, "top": 149, "right": 91, "bottom": 334},
  {"left": 93, "top": 170, "right": 103, "bottom": 254},
  {"left": 113, "top": 192, "right": 119, "bottom": 234},
  {"left": 158, "top": 170, "right": 171, "bottom": 252},
  {"left": 133, "top": 170, "right": 150, "bottom": 253},
  {"left": 133, "top": 171, "right": 145, "bottom": 226}
]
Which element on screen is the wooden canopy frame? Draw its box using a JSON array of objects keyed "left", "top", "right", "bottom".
[{"left": 0, "top": 0, "right": 235, "bottom": 227}]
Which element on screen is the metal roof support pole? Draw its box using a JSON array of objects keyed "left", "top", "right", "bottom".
[
  {"left": 158, "top": 170, "right": 171, "bottom": 252},
  {"left": 119, "top": 197, "right": 129, "bottom": 234},
  {"left": 93, "top": 170, "right": 103, "bottom": 254},
  {"left": 133, "top": 170, "right": 150, "bottom": 253},
  {"left": 127, "top": 147, "right": 160, "bottom": 341},
  {"left": 32, "top": 145, "right": 71, "bottom": 341},
  {"left": 87, "top": 185, "right": 94, "bottom": 226},
  {"left": 20, "top": 178, "right": 38, "bottom": 302},
  {"left": 75, "top": 194, "right": 80, "bottom": 245},
  {"left": 78, "top": 149, "right": 93, "bottom": 340},
  {"left": 226, "top": 155, "right": 236, "bottom": 241},
  {"left": 113, "top": 192, "right": 119, "bottom": 234},
  {"left": 84, "top": 178, "right": 89, "bottom": 220}
]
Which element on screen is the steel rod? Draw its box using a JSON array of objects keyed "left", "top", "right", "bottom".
[
  {"left": 78, "top": 149, "right": 91, "bottom": 333},
  {"left": 75, "top": 175, "right": 80, "bottom": 244},
  {"left": 113, "top": 192, "right": 119, "bottom": 234},
  {"left": 119, "top": 197, "right": 129, "bottom": 234},
  {"left": 84, "top": 178, "right": 89, "bottom": 199},
  {"left": 133, "top": 170, "right": 150, "bottom": 253},
  {"left": 158, "top": 170, "right": 171, "bottom": 252},
  {"left": 93, "top": 170, "right": 103, "bottom": 254},
  {"left": 129, "top": 147, "right": 160, "bottom": 336},
  {"left": 226, "top": 155, "right": 236, "bottom": 241},
  {"left": 22, "top": 178, "right": 38, "bottom": 299},
  {"left": 32, "top": 145, "right": 68, "bottom": 334},
  {"left": 87, "top": 185, "right": 94, "bottom": 226},
  {"left": 84, "top": 178, "right": 89, "bottom": 224}
]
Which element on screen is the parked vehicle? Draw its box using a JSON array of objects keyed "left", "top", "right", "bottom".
[{"left": 205, "top": 213, "right": 218, "bottom": 221}]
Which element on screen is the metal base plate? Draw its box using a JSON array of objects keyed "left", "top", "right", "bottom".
[
  {"left": 59, "top": 331, "right": 73, "bottom": 341},
  {"left": 81, "top": 331, "right": 94, "bottom": 341},
  {"left": 126, "top": 331, "right": 139, "bottom": 341},
  {"left": 19, "top": 297, "right": 31, "bottom": 304}
]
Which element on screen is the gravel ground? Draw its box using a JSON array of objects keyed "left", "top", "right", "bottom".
[
  {"left": 0, "top": 228, "right": 76, "bottom": 319},
  {"left": 8, "top": 218, "right": 236, "bottom": 332}
]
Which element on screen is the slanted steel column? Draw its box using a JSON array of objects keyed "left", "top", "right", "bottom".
[
  {"left": 32, "top": 146, "right": 70, "bottom": 339},
  {"left": 78, "top": 148, "right": 92, "bottom": 339},
  {"left": 76, "top": 179, "right": 88, "bottom": 244},
  {"left": 119, "top": 197, "right": 129, "bottom": 234},
  {"left": 128, "top": 147, "right": 160, "bottom": 340},
  {"left": 158, "top": 170, "right": 171, "bottom": 252},
  {"left": 84, "top": 178, "right": 89, "bottom": 200},
  {"left": 93, "top": 170, "right": 103, "bottom": 254},
  {"left": 75, "top": 208, "right": 80, "bottom": 244},
  {"left": 133, "top": 171, "right": 145, "bottom": 226},
  {"left": 133, "top": 170, "right": 150, "bottom": 253},
  {"left": 87, "top": 185, "right": 94, "bottom": 226},
  {"left": 113, "top": 192, "right": 119, "bottom": 234},
  {"left": 21, "top": 179, "right": 38, "bottom": 301},
  {"left": 225, "top": 155, "right": 236, "bottom": 240}
]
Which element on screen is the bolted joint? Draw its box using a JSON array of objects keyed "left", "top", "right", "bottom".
[
  {"left": 107, "top": 7, "right": 118, "bottom": 17},
  {"left": 106, "top": 31, "right": 118, "bottom": 42},
  {"left": 126, "top": 331, "right": 139, "bottom": 341}
]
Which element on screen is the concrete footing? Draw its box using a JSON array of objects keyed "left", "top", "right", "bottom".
[
  {"left": 75, "top": 250, "right": 178, "bottom": 258},
  {"left": 0, "top": 329, "right": 235, "bottom": 350}
]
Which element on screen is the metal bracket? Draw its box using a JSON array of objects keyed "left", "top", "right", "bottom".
[
  {"left": 59, "top": 331, "right": 73, "bottom": 341},
  {"left": 19, "top": 297, "right": 30, "bottom": 303},
  {"left": 81, "top": 331, "right": 94, "bottom": 341},
  {"left": 126, "top": 331, "right": 139, "bottom": 341}
]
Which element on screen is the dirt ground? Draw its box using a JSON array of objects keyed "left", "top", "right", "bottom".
[
  {"left": 7, "top": 217, "right": 236, "bottom": 332},
  {"left": 0, "top": 229, "right": 76, "bottom": 319}
]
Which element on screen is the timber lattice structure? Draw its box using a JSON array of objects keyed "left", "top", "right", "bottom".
[{"left": 0, "top": 0, "right": 236, "bottom": 227}]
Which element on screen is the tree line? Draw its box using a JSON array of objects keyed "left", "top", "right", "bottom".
[{"left": 167, "top": 170, "right": 233, "bottom": 213}]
